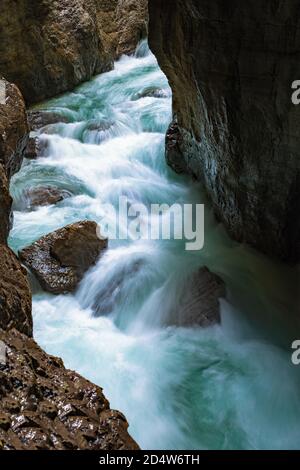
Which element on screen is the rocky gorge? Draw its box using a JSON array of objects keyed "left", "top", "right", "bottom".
[
  {"left": 0, "top": 0, "right": 299, "bottom": 452},
  {"left": 0, "top": 0, "right": 148, "bottom": 450}
]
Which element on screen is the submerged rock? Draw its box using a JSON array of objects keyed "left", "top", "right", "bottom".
[
  {"left": 24, "top": 186, "right": 72, "bottom": 210},
  {"left": 167, "top": 267, "right": 226, "bottom": 328},
  {"left": 132, "top": 87, "right": 169, "bottom": 101},
  {"left": 0, "top": 245, "right": 32, "bottom": 336},
  {"left": 0, "top": 328, "right": 139, "bottom": 450},
  {"left": 27, "top": 111, "right": 70, "bottom": 132},
  {"left": 19, "top": 221, "right": 107, "bottom": 294}
]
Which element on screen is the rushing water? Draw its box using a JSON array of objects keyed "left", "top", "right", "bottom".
[{"left": 9, "top": 42, "right": 300, "bottom": 450}]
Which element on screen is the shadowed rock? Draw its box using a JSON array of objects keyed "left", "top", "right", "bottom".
[
  {"left": 0, "top": 328, "right": 139, "bottom": 450},
  {"left": 24, "top": 136, "right": 50, "bottom": 160},
  {"left": 149, "top": 0, "right": 300, "bottom": 262},
  {"left": 0, "top": 245, "right": 32, "bottom": 336},
  {"left": 167, "top": 267, "right": 226, "bottom": 328},
  {"left": 27, "top": 111, "right": 70, "bottom": 132},
  {"left": 19, "top": 221, "right": 107, "bottom": 294},
  {"left": 23, "top": 186, "right": 72, "bottom": 210}
]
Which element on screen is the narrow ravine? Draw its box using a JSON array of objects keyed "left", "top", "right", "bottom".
[{"left": 9, "top": 43, "right": 300, "bottom": 450}]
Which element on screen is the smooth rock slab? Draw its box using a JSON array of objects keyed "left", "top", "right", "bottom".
[{"left": 19, "top": 221, "right": 107, "bottom": 294}]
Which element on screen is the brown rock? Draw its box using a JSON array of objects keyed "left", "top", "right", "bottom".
[
  {"left": 0, "top": 78, "right": 28, "bottom": 179},
  {"left": 0, "top": 245, "right": 32, "bottom": 336},
  {"left": 115, "top": 0, "right": 149, "bottom": 57},
  {"left": 19, "top": 221, "right": 108, "bottom": 294},
  {"left": 149, "top": 0, "right": 300, "bottom": 262},
  {"left": 24, "top": 137, "right": 49, "bottom": 160},
  {"left": 24, "top": 186, "right": 72, "bottom": 209},
  {"left": 166, "top": 267, "right": 226, "bottom": 328},
  {"left": 0, "top": 166, "right": 12, "bottom": 244},
  {"left": 0, "top": 328, "right": 139, "bottom": 450},
  {"left": 0, "top": 1, "right": 148, "bottom": 105},
  {"left": 27, "top": 111, "right": 70, "bottom": 132}
]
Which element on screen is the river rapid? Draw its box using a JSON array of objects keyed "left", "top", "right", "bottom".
[{"left": 9, "top": 42, "right": 300, "bottom": 450}]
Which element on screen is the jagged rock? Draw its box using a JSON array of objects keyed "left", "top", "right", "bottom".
[
  {"left": 0, "top": 1, "right": 148, "bottom": 104},
  {"left": 23, "top": 186, "right": 72, "bottom": 210},
  {"left": 149, "top": 0, "right": 300, "bottom": 262},
  {"left": 0, "top": 78, "right": 28, "bottom": 179},
  {"left": 19, "top": 221, "right": 108, "bottom": 294},
  {"left": 0, "top": 245, "right": 32, "bottom": 337},
  {"left": 24, "top": 137, "right": 49, "bottom": 160},
  {"left": 0, "top": 166, "right": 12, "bottom": 244},
  {"left": 166, "top": 267, "right": 226, "bottom": 328},
  {"left": 0, "top": 328, "right": 139, "bottom": 450},
  {"left": 115, "top": 0, "right": 149, "bottom": 57},
  {"left": 27, "top": 111, "right": 70, "bottom": 132}
]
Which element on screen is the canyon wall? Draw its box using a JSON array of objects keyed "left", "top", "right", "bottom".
[
  {"left": 0, "top": 0, "right": 148, "bottom": 104},
  {"left": 149, "top": 0, "right": 300, "bottom": 263}
]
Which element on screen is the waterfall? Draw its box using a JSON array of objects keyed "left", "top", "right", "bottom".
[{"left": 9, "top": 41, "right": 300, "bottom": 450}]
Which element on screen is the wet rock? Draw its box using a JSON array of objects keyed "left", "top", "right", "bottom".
[
  {"left": 132, "top": 87, "right": 169, "bottom": 101},
  {"left": 27, "top": 111, "right": 70, "bottom": 132},
  {"left": 24, "top": 137, "right": 49, "bottom": 160},
  {"left": 23, "top": 186, "right": 72, "bottom": 210},
  {"left": 0, "top": 78, "right": 29, "bottom": 179},
  {"left": 0, "top": 166, "right": 12, "bottom": 244},
  {"left": 166, "top": 267, "right": 226, "bottom": 328},
  {"left": 0, "top": 245, "right": 32, "bottom": 336},
  {"left": 149, "top": 0, "right": 300, "bottom": 262},
  {"left": 19, "top": 221, "right": 108, "bottom": 294},
  {"left": 0, "top": 328, "right": 139, "bottom": 450}
]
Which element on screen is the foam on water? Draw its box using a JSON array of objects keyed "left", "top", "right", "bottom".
[{"left": 9, "top": 41, "right": 300, "bottom": 450}]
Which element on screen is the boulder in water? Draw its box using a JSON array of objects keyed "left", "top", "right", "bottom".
[
  {"left": 24, "top": 137, "right": 49, "bottom": 160},
  {"left": 19, "top": 221, "right": 107, "bottom": 294},
  {"left": 27, "top": 111, "right": 70, "bottom": 132},
  {"left": 24, "top": 185, "right": 72, "bottom": 209},
  {"left": 132, "top": 87, "right": 169, "bottom": 101},
  {"left": 167, "top": 267, "right": 226, "bottom": 328}
]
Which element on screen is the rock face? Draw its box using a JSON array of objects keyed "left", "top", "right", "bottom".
[
  {"left": 19, "top": 221, "right": 107, "bottom": 294},
  {"left": 0, "top": 245, "right": 32, "bottom": 337},
  {"left": 0, "top": 328, "right": 139, "bottom": 450},
  {"left": 0, "top": 78, "right": 32, "bottom": 336},
  {"left": 149, "top": 0, "right": 300, "bottom": 263},
  {"left": 166, "top": 267, "right": 225, "bottom": 328},
  {"left": 0, "top": 78, "right": 28, "bottom": 179},
  {"left": 0, "top": 167, "right": 12, "bottom": 244},
  {"left": 0, "top": 0, "right": 148, "bottom": 104}
]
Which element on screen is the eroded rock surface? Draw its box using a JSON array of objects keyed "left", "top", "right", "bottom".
[
  {"left": 19, "top": 221, "right": 107, "bottom": 294},
  {"left": 0, "top": 77, "right": 28, "bottom": 179},
  {"left": 0, "top": 0, "right": 148, "bottom": 104},
  {"left": 0, "top": 245, "right": 32, "bottom": 336},
  {"left": 149, "top": 0, "right": 300, "bottom": 262},
  {"left": 0, "top": 328, "right": 139, "bottom": 450}
]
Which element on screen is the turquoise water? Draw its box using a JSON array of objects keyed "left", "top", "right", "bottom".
[{"left": 9, "top": 42, "right": 300, "bottom": 450}]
